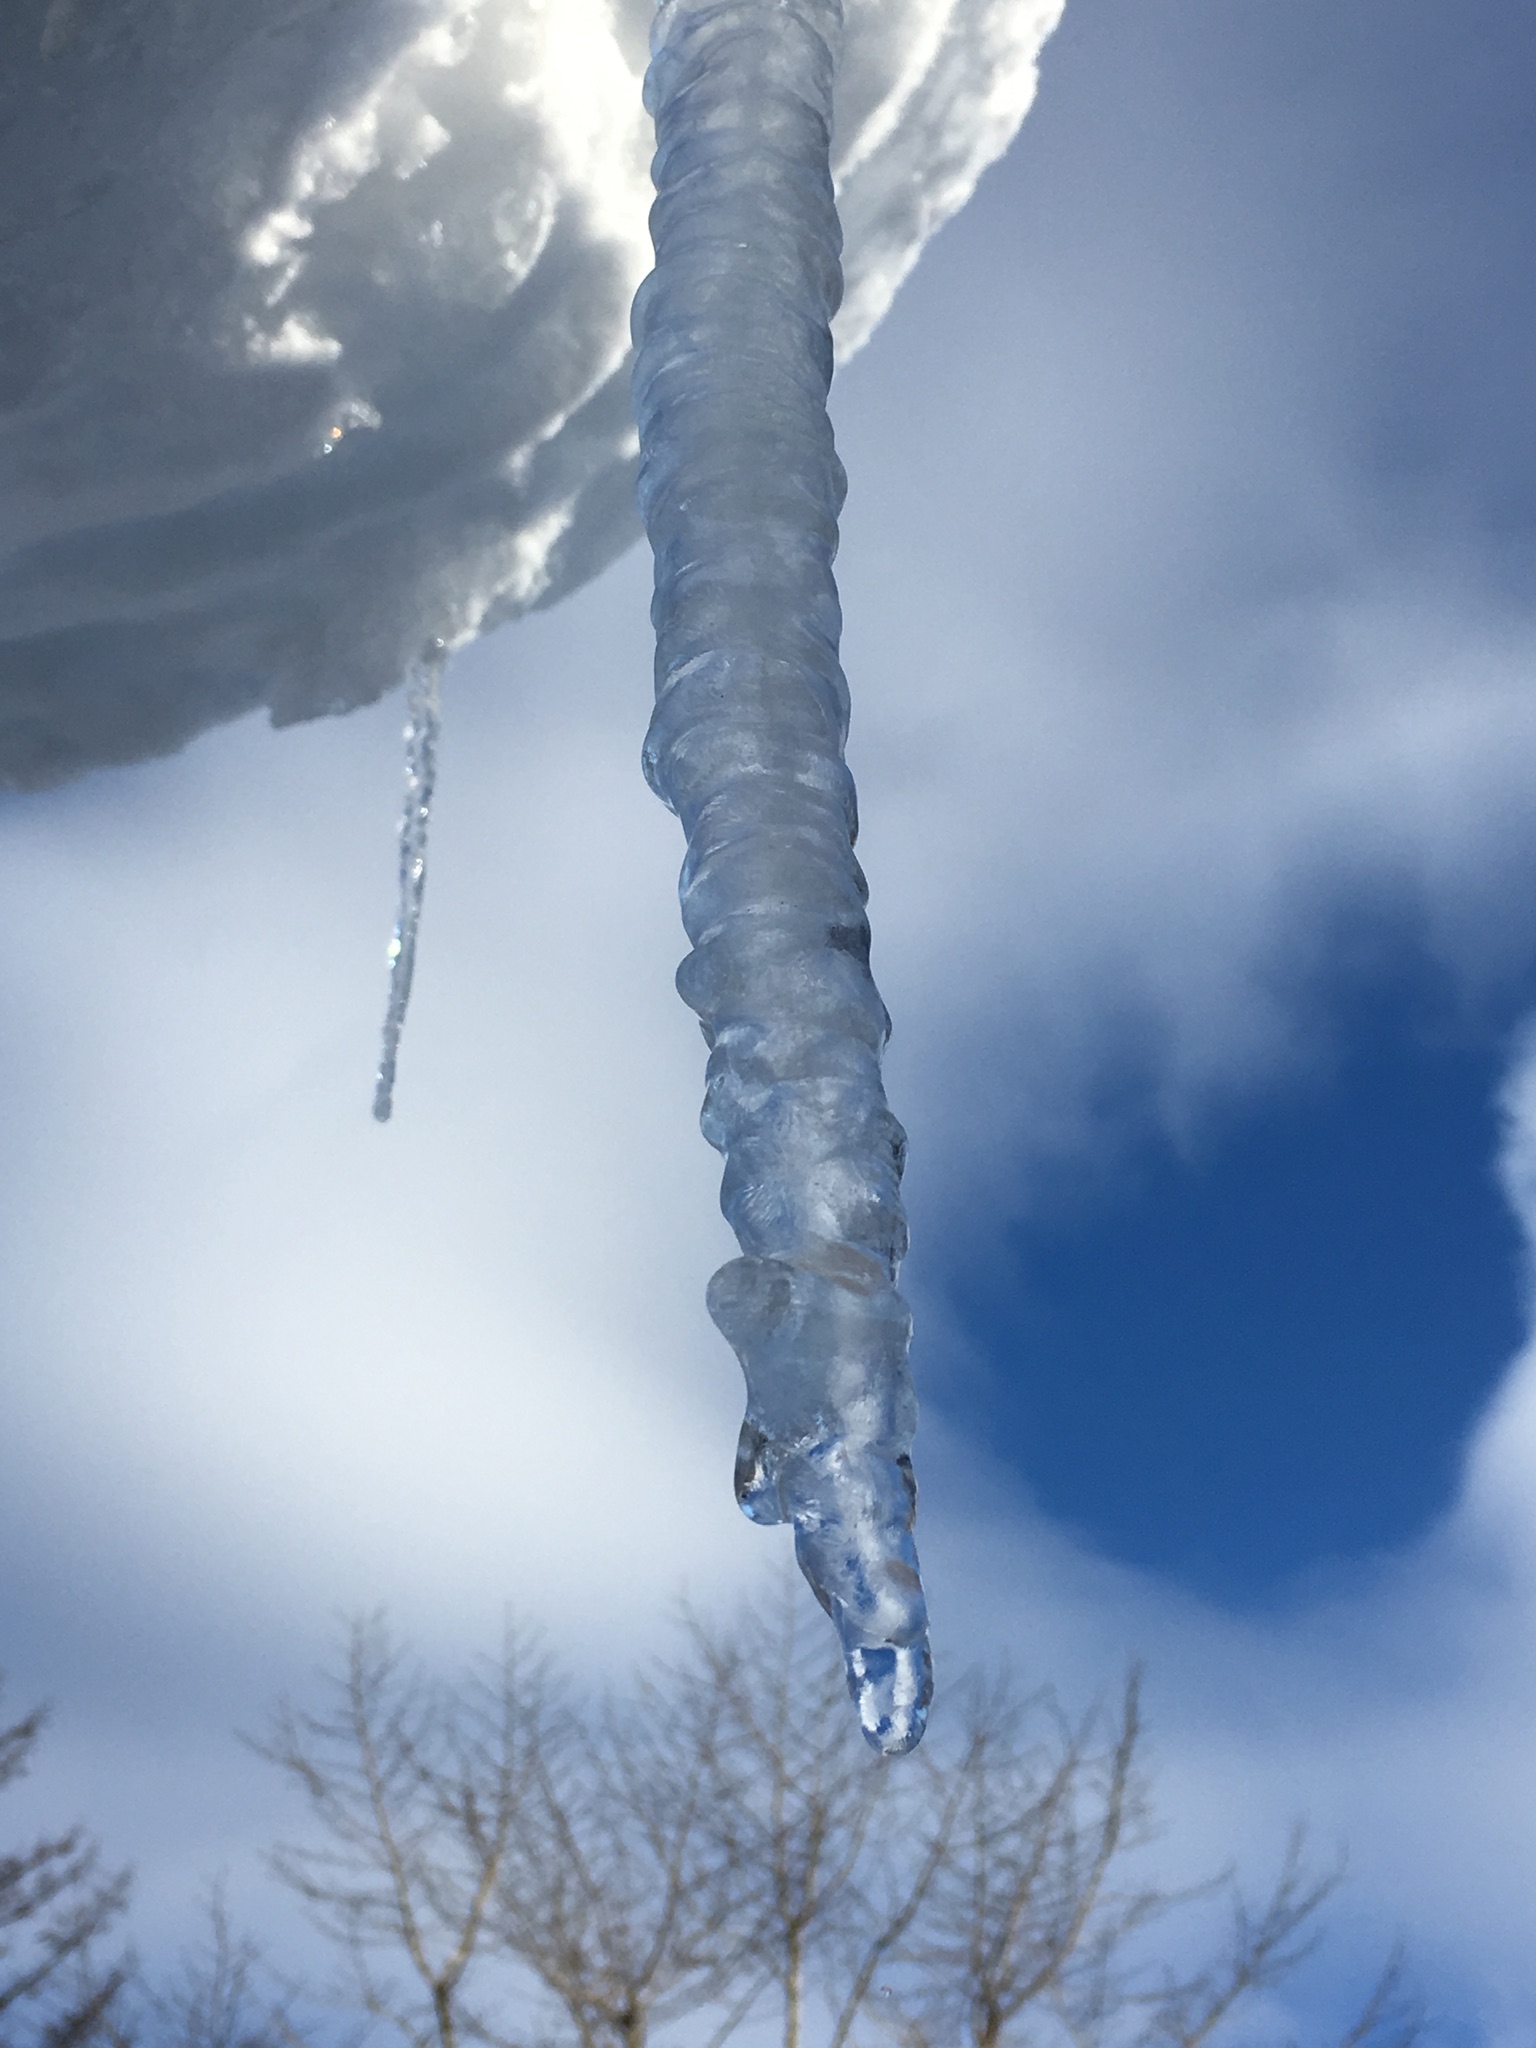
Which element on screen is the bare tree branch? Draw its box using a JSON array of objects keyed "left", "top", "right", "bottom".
[
  {"left": 243, "top": 1601, "right": 1420, "bottom": 2048},
  {"left": 248, "top": 1616, "right": 551, "bottom": 2048},
  {"left": 137, "top": 1886, "right": 299, "bottom": 2048},
  {"left": 0, "top": 1681, "right": 130, "bottom": 2048}
]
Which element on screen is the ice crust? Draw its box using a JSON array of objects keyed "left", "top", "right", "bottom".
[
  {"left": 0, "top": 0, "right": 1062, "bottom": 788},
  {"left": 634, "top": 0, "right": 931, "bottom": 1753}
]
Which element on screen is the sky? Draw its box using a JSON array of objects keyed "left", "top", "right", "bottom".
[{"left": 5, "top": 0, "right": 1536, "bottom": 2041}]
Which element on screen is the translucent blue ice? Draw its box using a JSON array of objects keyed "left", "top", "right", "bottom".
[
  {"left": 632, "top": 0, "right": 932, "bottom": 1753},
  {"left": 373, "top": 647, "right": 444, "bottom": 1124}
]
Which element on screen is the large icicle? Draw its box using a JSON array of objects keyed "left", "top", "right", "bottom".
[
  {"left": 633, "top": 0, "right": 932, "bottom": 1753},
  {"left": 372, "top": 646, "right": 444, "bottom": 1123}
]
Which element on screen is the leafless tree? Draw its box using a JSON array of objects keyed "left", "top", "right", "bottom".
[
  {"left": 249, "top": 1617, "right": 556, "bottom": 2048},
  {"left": 1124, "top": 1828, "right": 1416, "bottom": 2048},
  {"left": 250, "top": 1596, "right": 1420, "bottom": 2048},
  {"left": 663, "top": 1589, "right": 962, "bottom": 2048},
  {"left": 872, "top": 1667, "right": 1167, "bottom": 2048},
  {"left": 131, "top": 1888, "right": 297, "bottom": 2048},
  {"left": 0, "top": 1682, "right": 130, "bottom": 2048},
  {"left": 491, "top": 1655, "right": 754, "bottom": 2048},
  {"left": 867, "top": 1671, "right": 1411, "bottom": 2048}
]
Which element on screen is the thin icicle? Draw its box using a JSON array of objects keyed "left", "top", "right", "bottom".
[
  {"left": 372, "top": 645, "right": 444, "bottom": 1123},
  {"left": 633, "top": 0, "right": 932, "bottom": 1752}
]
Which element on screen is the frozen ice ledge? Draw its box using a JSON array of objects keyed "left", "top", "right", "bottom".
[{"left": 0, "top": 0, "right": 1062, "bottom": 787}]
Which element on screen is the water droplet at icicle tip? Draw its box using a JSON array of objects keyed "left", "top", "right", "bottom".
[{"left": 372, "top": 645, "right": 444, "bottom": 1123}]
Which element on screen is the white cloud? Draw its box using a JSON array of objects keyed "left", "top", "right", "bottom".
[{"left": 0, "top": 554, "right": 752, "bottom": 1646}]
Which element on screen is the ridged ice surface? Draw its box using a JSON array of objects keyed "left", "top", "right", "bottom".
[
  {"left": 633, "top": 0, "right": 932, "bottom": 1753},
  {"left": 373, "top": 650, "right": 444, "bottom": 1124}
]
